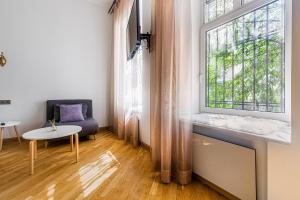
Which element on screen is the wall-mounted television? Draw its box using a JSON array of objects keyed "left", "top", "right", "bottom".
[{"left": 126, "top": 0, "right": 141, "bottom": 60}]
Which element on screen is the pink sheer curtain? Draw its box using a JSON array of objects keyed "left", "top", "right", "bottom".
[
  {"left": 112, "top": 0, "right": 140, "bottom": 147},
  {"left": 150, "top": 0, "right": 193, "bottom": 185}
]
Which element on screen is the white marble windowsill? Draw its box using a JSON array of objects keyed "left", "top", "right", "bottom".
[{"left": 192, "top": 113, "right": 291, "bottom": 144}]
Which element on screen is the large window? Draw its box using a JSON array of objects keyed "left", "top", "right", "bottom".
[
  {"left": 204, "top": 0, "right": 285, "bottom": 113},
  {"left": 204, "top": 0, "right": 234, "bottom": 23}
]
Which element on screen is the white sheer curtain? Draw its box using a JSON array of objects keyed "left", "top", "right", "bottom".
[
  {"left": 112, "top": 0, "right": 142, "bottom": 146},
  {"left": 125, "top": 51, "right": 143, "bottom": 120}
]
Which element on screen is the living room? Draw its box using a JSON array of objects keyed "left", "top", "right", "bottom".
[{"left": 0, "top": 0, "right": 299, "bottom": 200}]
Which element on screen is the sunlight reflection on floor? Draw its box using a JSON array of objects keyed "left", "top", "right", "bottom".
[
  {"left": 47, "top": 184, "right": 56, "bottom": 200},
  {"left": 78, "top": 151, "right": 120, "bottom": 198}
]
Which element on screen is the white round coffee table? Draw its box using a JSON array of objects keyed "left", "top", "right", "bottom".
[
  {"left": 22, "top": 125, "right": 82, "bottom": 175},
  {"left": 0, "top": 121, "right": 22, "bottom": 151}
]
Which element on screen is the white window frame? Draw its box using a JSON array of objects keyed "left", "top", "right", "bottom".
[{"left": 199, "top": 0, "right": 292, "bottom": 122}]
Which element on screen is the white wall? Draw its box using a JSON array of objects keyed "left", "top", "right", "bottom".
[
  {"left": 267, "top": 0, "right": 300, "bottom": 199},
  {"left": 191, "top": 0, "right": 201, "bottom": 113},
  {"left": 0, "top": 0, "right": 113, "bottom": 138}
]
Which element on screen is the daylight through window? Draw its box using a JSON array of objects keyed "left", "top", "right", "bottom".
[{"left": 205, "top": 0, "right": 285, "bottom": 112}]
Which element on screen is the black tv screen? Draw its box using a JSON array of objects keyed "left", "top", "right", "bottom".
[{"left": 127, "top": 0, "right": 141, "bottom": 60}]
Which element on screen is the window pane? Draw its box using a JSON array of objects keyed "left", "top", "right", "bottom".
[
  {"left": 206, "top": 0, "right": 285, "bottom": 113},
  {"left": 205, "top": 0, "right": 234, "bottom": 23},
  {"left": 244, "top": 0, "right": 255, "bottom": 4}
]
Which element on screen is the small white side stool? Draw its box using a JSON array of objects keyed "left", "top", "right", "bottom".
[{"left": 0, "top": 121, "right": 21, "bottom": 151}]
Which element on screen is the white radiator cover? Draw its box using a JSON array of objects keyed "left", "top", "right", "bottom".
[{"left": 193, "top": 134, "right": 256, "bottom": 200}]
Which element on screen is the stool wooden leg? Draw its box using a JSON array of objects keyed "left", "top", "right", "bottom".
[
  {"left": 75, "top": 133, "right": 79, "bottom": 163},
  {"left": 45, "top": 140, "right": 48, "bottom": 148},
  {"left": 29, "top": 141, "right": 35, "bottom": 175},
  {"left": 70, "top": 135, "right": 74, "bottom": 152},
  {"left": 14, "top": 126, "right": 22, "bottom": 144},
  {"left": 0, "top": 128, "right": 3, "bottom": 151}
]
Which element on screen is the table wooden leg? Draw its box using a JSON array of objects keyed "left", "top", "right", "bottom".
[
  {"left": 29, "top": 141, "right": 35, "bottom": 175},
  {"left": 13, "top": 126, "right": 22, "bottom": 144},
  {"left": 70, "top": 135, "right": 74, "bottom": 152},
  {"left": 0, "top": 128, "right": 3, "bottom": 151},
  {"left": 75, "top": 133, "right": 79, "bottom": 163},
  {"left": 45, "top": 140, "right": 48, "bottom": 148},
  {"left": 34, "top": 141, "right": 37, "bottom": 160}
]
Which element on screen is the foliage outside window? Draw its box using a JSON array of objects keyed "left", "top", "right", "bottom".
[
  {"left": 204, "top": 0, "right": 234, "bottom": 23},
  {"left": 205, "top": 0, "right": 285, "bottom": 113}
]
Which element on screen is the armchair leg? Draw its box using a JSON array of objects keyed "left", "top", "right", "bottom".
[{"left": 93, "top": 134, "right": 96, "bottom": 140}]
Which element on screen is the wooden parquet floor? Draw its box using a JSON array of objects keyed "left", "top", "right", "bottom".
[{"left": 0, "top": 131, "right": 228, "bottom": 200}]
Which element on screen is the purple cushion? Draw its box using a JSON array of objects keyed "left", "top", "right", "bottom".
[
  {"left": 59, "top": 104, "right": 84, "bottom": 122},
  {"left": 54, "top": 103, "right": 88, "bottom": 122}
]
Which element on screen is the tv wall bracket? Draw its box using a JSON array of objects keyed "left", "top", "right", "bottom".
[{"left": 141, "top": 32, "right": 151, "bottom": 51}]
